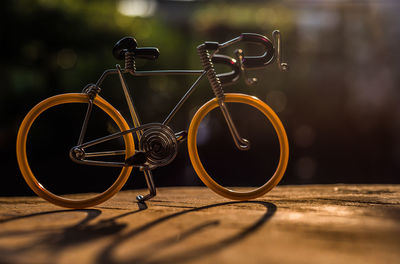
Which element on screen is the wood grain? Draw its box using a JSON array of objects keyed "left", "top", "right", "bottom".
[{"left": 0, "top": 185, "right": 399, "bottom": 264}]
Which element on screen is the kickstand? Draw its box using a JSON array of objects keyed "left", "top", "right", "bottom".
[{"left": 136, "top": 170, "right": 156, "bottom": 203}]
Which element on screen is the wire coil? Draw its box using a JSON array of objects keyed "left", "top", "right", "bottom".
[
  {"left": 197, "top": 45, "right": 224, "bottom": 101},
  {"left": 82, "top": 84, "right": 101, "bottom": 100},
  {"left": 139, "top": 126, "right": 177, "bottom": 167},
  {"left": 125, "top": 51, "right": 136, "bottom": 73}
]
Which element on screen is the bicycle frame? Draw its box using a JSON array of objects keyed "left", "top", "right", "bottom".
[
  {"left": 73, "top": 66, "right": 251, "bottom": 168},
  {"left": 73, "top": 66, "right": 206, "bottom": 164}
]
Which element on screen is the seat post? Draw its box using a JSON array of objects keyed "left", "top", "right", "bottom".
[
  {"left": 125, "top": 51, "right": 136, "bottom": 74},
  {"left": 116, "top": 64, "right": 142, "bottom": 139}
]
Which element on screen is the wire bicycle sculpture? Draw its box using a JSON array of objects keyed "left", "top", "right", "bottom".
[{"left": 16, "top": 30, "right": 289, "bottom": 208}]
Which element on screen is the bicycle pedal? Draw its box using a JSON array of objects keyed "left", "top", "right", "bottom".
[
  {"left": 125, "top": 151, "right": 147, "bottom": 166},
  {"left": 175, "top": 131, "right": 188, "bottom": 143}
]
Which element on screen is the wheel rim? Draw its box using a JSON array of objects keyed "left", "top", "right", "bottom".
[
  {"left": 188, "top": 93, "right": 289, "bottom": 200},
  {"left": 16, "top": 93, "right": 135, "bottom": 208}
]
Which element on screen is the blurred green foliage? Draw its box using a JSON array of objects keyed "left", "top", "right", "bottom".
[{"left": 192, "top": 3, "right": 294, "bottom": 32}]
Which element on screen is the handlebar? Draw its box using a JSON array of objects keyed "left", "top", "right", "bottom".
[
  {"left": 210, "top": 31, "right": 288, "bottom": 85},
  {"left": 239, "top": 33, "right": 275, "bottom": 69}
]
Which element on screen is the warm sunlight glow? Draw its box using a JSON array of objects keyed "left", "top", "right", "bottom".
[{"left": 117, "top": 0, "right": 157, "bottom": 17}]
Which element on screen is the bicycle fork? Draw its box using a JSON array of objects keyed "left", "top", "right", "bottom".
[{"left": 197, "top": 45, "right": 250, "bottom": 151}]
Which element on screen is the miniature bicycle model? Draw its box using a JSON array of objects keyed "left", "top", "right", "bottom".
[{"left": 16, "top": 30, "right": 289, "bottom": 208}]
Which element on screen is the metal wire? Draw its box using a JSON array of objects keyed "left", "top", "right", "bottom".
[
  {"left": 197, "top": 45, "right": 225, "bottom": 101},
  {"left": 125, "top": 51, "right": 136, "bottom": 73},
  {"left": 139, "top": 126, "right": 178, "bottom": 167}
]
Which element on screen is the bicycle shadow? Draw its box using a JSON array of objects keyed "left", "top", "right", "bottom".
[
  {"left": 0, "top": 204, "right": 145, "bottom": 259},
  {"left": 0, "top": 209, "right": 104, "bottom": 240},
  {"left": 96, "top": 201, "right": 276, "bottom": 264},
  {"left": 0, "top": 200, "right": 275, "bottom": 264}
]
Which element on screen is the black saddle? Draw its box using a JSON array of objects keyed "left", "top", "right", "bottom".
[{"left": 112, "top": 37, "right": 159, "bottom": 60}]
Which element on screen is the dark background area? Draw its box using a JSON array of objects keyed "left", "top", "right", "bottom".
[{"left": 1, "top": 0, "right": 400, "bottom": 196}]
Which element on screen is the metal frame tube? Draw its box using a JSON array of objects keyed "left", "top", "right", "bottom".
[
  {"left": 116, "top": 65, "right": 143, "bottom": 140},
  {"left": 77, "top": 100, "right": 94, "bottom": 145},
  {"left": 163, "top": 71, "right": 206, "bottom": 125}
]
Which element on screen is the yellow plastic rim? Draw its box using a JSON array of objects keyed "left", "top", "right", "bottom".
[
  {"left": 16, "top": 93, "right": 135, "bottom": 208},
  {"left": 188, "top": 93, "right": 289, "bottom": 200}
]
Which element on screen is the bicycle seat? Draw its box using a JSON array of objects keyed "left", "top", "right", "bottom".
[{"left": 113, "top": 36, "right": 160, "bottom": 60}]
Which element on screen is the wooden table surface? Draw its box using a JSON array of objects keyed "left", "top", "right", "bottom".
[{"left": 0, "top": 185, "right": 399, "bottom": 264}]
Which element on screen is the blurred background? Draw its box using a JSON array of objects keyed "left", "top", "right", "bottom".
[{"left": 1, "top": 0, "right": 399, "bottom": 196}]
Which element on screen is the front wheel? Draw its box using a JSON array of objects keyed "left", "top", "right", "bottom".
[
  {"left": 16, "top": 93, "right": 135, "bottom": 208},
  {"left": 188, "top": 93, "right": 289, "bottom": 200}
]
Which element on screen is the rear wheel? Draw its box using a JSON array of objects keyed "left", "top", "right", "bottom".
[
  {"left": 188, "top": 93, "right": 289, "bottom": 200},
  {"left": 16, "top": 93, "right": 135, "bottom": 208}
]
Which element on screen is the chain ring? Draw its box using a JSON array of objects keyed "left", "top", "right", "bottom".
[{"left": 139, "top": 125, "right": 178, "bottom": 167}]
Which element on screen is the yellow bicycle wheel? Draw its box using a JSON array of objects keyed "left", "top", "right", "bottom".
[
  {"left": 16, "top": 93, "right": 135, "bottom": 208},
  {"left": 188, "top": 93, "right": 289, "bottom": 200}
]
